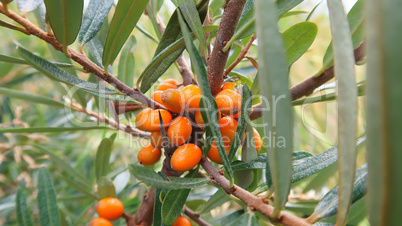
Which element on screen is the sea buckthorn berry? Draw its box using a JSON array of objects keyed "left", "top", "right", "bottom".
[
  {"left": 138, "top": 144, "right": 161, "bottom": 165},
  {"left": 253, "top": 128, "right": 262, "bottom": 152},
  {"left": 207, "top": 141, "right": 230, "bottom": 164},
  {"left": 171, "top": 144, "right": 202, "bottom": 172},
  {"left": 195, "top": 111, "right": 221, "bottom": 129},
  {"left": 167, "top": 116, "right": 192, "bottom": 146},
  {"left": 172, "top": 215, "right": 192, "bottom": 226},
  {"left": 215, "top": 89, "right": 242, "bottom": 115},
  {"left": 150, "top": 131, "right": 164, "bottom": 149},
  {"left": 151, "top": 91, "right": 164, "bottom": 106},
  {"left": 182, "top": 84, "right": 202, "bottom": 110},
  {"left": 156, "top": 82, "right": 177, "bottom": 91},
  {"left": 161, "top": 89, "right": 185, "bottom": 113},
  {"left": 219, "top": 116, "right": 238, "bottom": 143},
  {"left": 96, "top": 197, "right": 124, "bottom": 220},
  {"left": 221, "top": 82, "right": 236, "bottom": 90},
  {"left": 162, "top": 79, "right": 179, "bottom": 86},
  {"left": 89, "top": 217, "right": 113, "bottom": 226},
  {"left": 135, "top": 108, "right": 172, "bottom": 132}
]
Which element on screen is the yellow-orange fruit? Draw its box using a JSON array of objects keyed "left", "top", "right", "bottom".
[
  {"left": 195, "top": 111, "right": 221, "bottom": 129},
  {"left": 151, "top": 91, "right": 164, "bottom": 106},
  {"left": 253, "top": 128, "right": 262, "bottom": 152},
  {"left": 150, "top": 131, "right": 164, "bottom": 149},
  {"left": 156, "top": 82, "right": 177, "bottom": 91},
  {"left": 207, "top": 141, "right": 230, "bottom": 164},
  {"left": 162, "top": 79, "right": 178, "bottom": 86},
  {"left": 167, "top": 116, "right": 192, "bottom": 146},
  {"left": 96, "top": 198, "right": 124, "bottom": 220},
  {"left": 219, "top": 116, "right": 238, "bottom": 143},
  {"left": 172, "top": 215, "right": 192, "bottom": 226},
  {"left": 161, "top": 89, "right": 185, "bottom": 113},
  {"left": 135, "top": 108, "right": 172, "bottom": 132},
  {"left": 221, "top": 82, "right": 236, "bottom": 90},
  {"left": 215, "top": 89, "right": 242, "bottom": 115},
  {"left": 137, "top": 144, "right": 162, "bottom": 165},
  {"left": 89, "top": 218, "right": 113, "bottom": 226},
  {"left": 182, "top": 84, "right": 202, "bottom": 110},
  {"left": 171, "top": 143, "right": 202, "bottom": 172}
]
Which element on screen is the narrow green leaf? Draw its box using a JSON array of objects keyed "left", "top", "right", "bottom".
[
  {"left": 161, "top": 168, "right": 198, "bottom": 224},
  {"left": 227, "top": 212, "right": 259, "bottom": 226},
  {"left": 97, "top": 177, "right": 116, "bottom": 199},
  {"left": 0, "top": 54, "right": 27, "bottom": 64},
  {"left": 326, "top": 0, "right": 358, "bottom": 224},
  {"left": 17, "top": 0, "right": 42, "bottom": 14},
  {"left": 102, "top": 0, "right": 149, "bottom": 70},
  {"left": 37, "top": 167, "right": 61, "bottom": 226},
  {"left": 153, "top": 188, "right": 163, "bottom": 226},
  {"left": 16, "top": 188, "right": 33, "bottom": 226},
  {"left": 0, "top": 126, "right": 111, "bottom": 133},
  {"left": 178, "top": 0, "right": 208, "bottom": 58},
  {"left": 95, "top": 138, "right": 113, "bottom": 180},
  {"left": 0, "top": 20, "right": 29, "bottom": 34},
  {"left": 43, "top": 0, "right": 83, "bottom": 54},
  {"left": 283, "top": 22, "right": 317, "bottom": 66},
  {"left": 58, "top": 174, "right": 99, "bottom": 200},
  {"left": 199, "top": 188, "right": 230, "bottom": 214},
  {"left": 78, "top": 0, "right": 114, "bottom": 45},
  {"left": 308, "top": 164, "right": 368, "bottom": 223},
  {"left": 255, "top": 0, "right": 293, "bottom": 217},
  {"left": 178, "top": 11, "right": 234, "bottom": 183},
  {"left": 0, "top": 87, "right": 65, "bottom": 109},
  {"left": 118, "top": 36, "right": 136, "bottom": 87},
  {"left": 129, "top": 164, "right": 208, "bottom": 189},
  {"left": 241, "top": 122, "right": 257, "bottom": 162},
  {"left": 33, "top": 145, "right": 91, "bottom": 189}
]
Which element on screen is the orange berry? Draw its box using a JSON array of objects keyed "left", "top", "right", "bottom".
[
  {"left": 195, "top": 111, "right": 221, "bottom": 129},
  {"left": 162, "top": 79, "right": 179, "bottom": 86},
  {"left": 253, "top": 128, "right": 262, "bottom": 152},
  {"left": 150, "top": 131, "right": 164, "bottom": 149},
  {"left": 171, "top": 144, "right": 202, "bottom": 172},
  {"left": 215, "top": 89, "right": 242, "bottom": 115},
  {"left": 137, "top": 144, "right": 161, "bottom": 165},
  {"left": 151, "top": 91, "right": 164, "bottom": 106},
  {"left": 172, "top": 215, "right": 192, "bottom": 226},
  {"left": 89, "top": 217, "right": 113, "bottom": 226},
  {"left": 182, "top": 84, "right": 202, "bottom": 110},
  {"left": 221, "top": 82, "right": 236, "bottom": 90},
  {"left": 161, "top": 89, "right": 185, "bottom": 113},
  {"left": 207, "top": 141, "right": 230, "bottom": 164},
  {"left": 135, "top": 108, "right": 172, "bottom": 132},
  {"left": 219, "top": 116, "right": 238, "bottom": 143},
  {"left": 156, "top": 82, "right": 177, "bottom": 91},
  {"left": 96, "top": 198, "right": 124, "bottom": 220},
  {"left": 167, "top": 116, "right": 192, "bottom": 146}
]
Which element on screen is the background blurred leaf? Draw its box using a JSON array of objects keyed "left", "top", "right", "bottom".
[
  {"left": 16, "top": 189, "right": 33, "bottom": 226},
  {"left": 118, "top": 36, "right": 136, "bottom": 87},
  {"left": 37, "top": 167, "right": 61, "bottom": 226},
  {"left": 0, "top": 126, "right": 112, "bottom": 133},
  {"left": 95, "top": 138, "right": 113, "bottom": 181},
  {"left": 0, "top": 87, "right": 65, "bottom": 108},
  {"left": 17, "top": 0, "right": 43, "bottom": 14},
  {"left": 97, "top": 177, "right": 116, "bottom": 199}
]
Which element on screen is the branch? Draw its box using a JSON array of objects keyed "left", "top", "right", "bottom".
[
  {"left": 183, "top": 205, "right": 211, "bottom": 226},
  {"left": 250, "top": 41, "right": 366, "bottom": 120},
  {"left": 0, "top": 5, "right": 164, "bottom": 110},
  {"left": 224, "top": 34, "right": 256, "bottom": 77},
  {"left": 131, "top": 188, "right": 155, "bottom": 226},
  {"left": 200, "top": 158, "right": 312, "bottom": 226},
  {"left": 207, "top": 0, "right": 248, "bottom": 96}
]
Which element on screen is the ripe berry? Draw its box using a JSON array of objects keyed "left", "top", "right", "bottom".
[
  {"left": 96, "top": 197, "right": 124, "bottom": 220},
  {"left": 167, "top": 116, "right": 192, "bottom": 146},
  {"left": 195, "top": 110, "right": 222, "bottom": 129},
  {"left": 89, "top": 217, "right": 112, "bottom": 226},
  {"left": 156, "top": 82, "right": 178, "bottom": 91},
  {"left": 171, "top": 144, "right": 202, "bottom": 172},
  {"left": 135, "top": 108, "right": 172, "bottom": 132},
  {"left": 138, "top": 144, "right": 161, "bottom": 165},
  {"left": 150, "top": 131, "right": 164, "bottom": 149},
  {"left": 151, "top": 91, "right": 164, "bottom": 106},
  {"left": 207, "top": 141, "right": 230, "bottom": 164},
  {"left": 161, "top": 89, "right": 185, "bottom": 113},
  {"left": 162, "top": 79, "right": 179, "bottom": 86},
  {"left": 215, "top": 89, "right": 242, "bottom": 115},
  {"left": 253, "top": 128, "right": 262, "bottom": 152},
  {"left": 219, "top": 116, "right": 238, "bottom": 143},
  {"left": 172, "top": 215, "right": 192, "bottom": 226},
  {"left": 221, "top": 82, "right": 236, "bottom": 90},
  {"left": 182, "top": 84, "right": 202, "bottom": 110}
]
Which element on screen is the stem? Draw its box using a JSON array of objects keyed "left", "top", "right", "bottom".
[
  {"left": 183, "top": 205, "right": 211, "bottom": 226},
  {"left": 224, "top": 34, "right": 256, "bottom": 77},
  {"left": 207, "top": 0, "right": 248, "bottom": 96}
]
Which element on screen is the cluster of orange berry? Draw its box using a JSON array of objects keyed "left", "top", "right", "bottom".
[
  {"left": 89, "top": 197, "right": 124, "bottom": 225},
  {"left": 136, "top": 79, "right": 262, "bottom": 171}
]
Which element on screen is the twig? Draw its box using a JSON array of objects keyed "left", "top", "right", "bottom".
[
  {"left": 183, "top": 205, "right": 211, "bottom": 226},
  {"left": 207, "top": 0, "right": 248, "bottom": 96},
  {"left": 0, "top": 5, "right": 164, "bottom": 110},
  {"left": 131, "top": 188, "right": 156, "bottom": 226},
  {"left": 200, "top": 158, "right": 312, "bottom": 226},
  {"left": 250, "top": 41, "right": 366, "bottom": 120},
  {"left": 224, "top": 34, "right": 256, "bottom": 77}
]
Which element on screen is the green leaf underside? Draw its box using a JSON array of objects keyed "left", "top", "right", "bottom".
[
  {"left": 97, "top": 177, "right": 117, "bottom": 199},
  {"left": 16, "top": 189, "right": 33, "bottom": 226},
  {"left": 37, "top": 168, "right": 61, "bottom": 226},
  {"left": 95, "top": 138, "right": 113, "bottom": 180},
  {"left": 17, "top": 0, "right": 43, "bottom": 13},
  {"left": 129, "top": 165, "right": 208, "bottom": 189}
]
